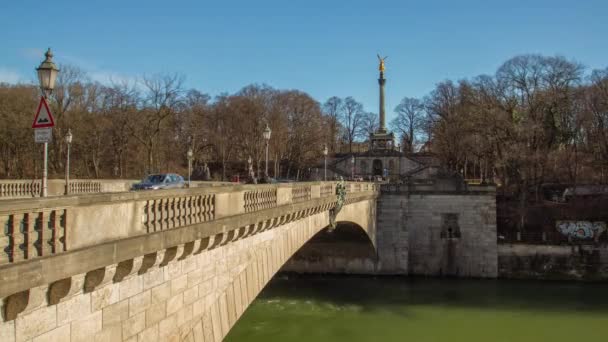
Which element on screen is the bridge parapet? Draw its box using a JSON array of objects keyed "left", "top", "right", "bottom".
[{"left": 0, "top": 182, "right": 376, "bottom": 296}]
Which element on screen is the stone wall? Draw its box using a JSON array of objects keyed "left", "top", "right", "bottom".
[
  {"left": 406, "top": 193, "right": 497, "bottom": 278},
  {"left": 498, "top": 244, "right": 608, "bottom": 280},
  {"left": 282, "top": 182, "right": 497, "bottom": 278},
  {"left": 375, "top": 193, "right": 409, "bottom": 274}
]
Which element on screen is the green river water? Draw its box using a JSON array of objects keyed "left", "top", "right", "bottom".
[{"left": 226, "top": 276, "right": 608, "bottom": 342}]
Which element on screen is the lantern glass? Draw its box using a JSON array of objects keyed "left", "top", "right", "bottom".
[
  {"left": 36, "top": 48, "right": 59, "bottom": 93},
  {"left": 263, "top": 124, "right": 271, "bottom": 141},
  {"left": 65, "top": 129, "right": 73, "bottom": 144}
]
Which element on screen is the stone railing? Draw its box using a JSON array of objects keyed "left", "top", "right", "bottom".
[
  {"left": 0, "top": 208, "right": 67, "bottom": 265},
  {"left": 0, "top": 181, "right": 41, "bottom": 198},
  {"left": 0, "top": 182, "right": 376, "bottom": 269},
  {"left": 68, "top": 181, "right": 102, "bottom": 194},
  {"left": 244, "top": 188, "right": 277, "bottom": 212},
  {"left": 292, "top": 185, "right": 312, "bottom": 203},
  {"left": 143, "top": 194, "right": 215, "bottom": 233},
  {"left": 320, "top": 183, "right": 334, "bottom": 197},
  {"left": 0, "top": 179, "right": 139, "bottom": 199}
]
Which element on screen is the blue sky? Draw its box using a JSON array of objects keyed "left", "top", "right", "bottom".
[{"left": 1, "top": 0, "right": 607, "bottom": 122}]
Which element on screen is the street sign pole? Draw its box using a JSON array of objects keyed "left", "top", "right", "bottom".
[
  {"left": 32, "top": 96, "right": 55, "bottom": 197},
  {"left": 42, "top": 142, "right": 48, "bottom": 197}
]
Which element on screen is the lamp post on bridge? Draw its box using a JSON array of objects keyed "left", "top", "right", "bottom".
[
  {"left": 351, "top": 155, "right": 355, "bottom": 180},
  {"left": 64, "top": 129, "right": 72, "bottom": 195},
  {"left": 263, "top": 124, "right": 271, "bottom": 180},
  {"left": 36, "top": 48, "right": 59, "bottom": 197},
  {"left": 323, "top": 144, "right": 328, "bottom": 181},
  {"left": 187, "top": 147, "right": 193, "bottom": 188}
]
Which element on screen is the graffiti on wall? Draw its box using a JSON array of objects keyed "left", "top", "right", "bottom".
[{"left": 556, "top": 221, "right": 607, "bottom": 240}]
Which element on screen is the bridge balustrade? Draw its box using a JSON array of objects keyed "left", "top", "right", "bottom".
[
  {"left": 291, "top": 185, "right": 312, "bottom": 203},
  {"left": 0, "top": 181, "right": 376, "bottom": 270},
  {"left": 0, "top": 181, "right": 41, "bottom": 198}
]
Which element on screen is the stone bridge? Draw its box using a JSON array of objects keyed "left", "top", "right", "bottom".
[{"left": 0, "top": 182, "right": 378, "bottom": 342}]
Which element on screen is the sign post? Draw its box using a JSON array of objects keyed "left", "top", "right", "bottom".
[{"left": 32, "top": 96, "right": 55, "bottom": 197}]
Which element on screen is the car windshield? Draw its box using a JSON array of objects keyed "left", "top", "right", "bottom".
[{"left": 143, "top": 174, "right": 166, "bottom": 184}]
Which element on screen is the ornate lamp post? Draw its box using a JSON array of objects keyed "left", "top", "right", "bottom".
[
  {"left": 64, "top": 129, "right": 72, "bottom": 195},
  {"left": 263, "top": 124, "right": 272, "bottom": 179},
  {"left": 36, "top": 48, "right": 59, "bottom": 197},
  {"left": 323, "top": 145, "right": 328, "bottom": 181},
  {"left": 187, "top": 147, "right": 193, "bottom": 188},
  {"left": 351, "top": 155, "right": 355, "bottom": 180}
]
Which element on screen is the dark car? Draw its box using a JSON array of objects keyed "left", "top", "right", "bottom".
[{"left": 131, "top": 173, "right": 185, "bottom": 190}]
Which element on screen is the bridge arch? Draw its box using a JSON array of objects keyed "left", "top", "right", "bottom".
[
  {"left": 282, "top": 220, "right": 378, "bottom": 275},
  {"left": 180, "top": 199, "right": 376, "bottom": 341}
]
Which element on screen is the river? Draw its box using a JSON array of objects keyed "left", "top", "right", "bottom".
[{"left": 226, "top": 275, "right": 608, "bottom": 342}]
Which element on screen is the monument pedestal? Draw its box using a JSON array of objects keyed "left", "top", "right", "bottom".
[{"left": 370, "top": 130, "right": 396, "bottom": 151}]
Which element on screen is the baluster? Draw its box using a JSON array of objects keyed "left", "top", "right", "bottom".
[
  {"left": 164, "top": 199, "right": 170, "bottom": 230},
  {"left": 209, "top": 194, "right": 215, "bottom": 220},
  {"left": 176, "top": 197, "right": 183, "bottom": 227},
  {"left": 153, "top": 199, "right": 160, "bottom": 231},
  {"left": 51, "top": 210, "right": 60, "bottom": 253},
  {"left": 13, "top": 214, "right": 27, "bottom": 261},
  {"left": 1, "top": 215, "right": 14, "bottom": 263},
  {"left": 203, "top": 195, "right": 209, "bottom": 222},
  {"left": 171, "top": 198, "right": 177, "bottom": 228},
  {"left": 187, "top": 196, "right": 193, "bottom": 225},
  {"left": 167, "top": 198, "right": 174, "bottom": 229},
  {"left": 157, "top": 199, "right": 164, "bottom": 230},
  {"left": 24, "top": 213, "right": 36, "bottom": 259},
  {"left": 190, "top": 197, "right": 196, "bottom": 223},
  {"left": 144, "top": 200, "right": 152, "bottom": 232},
  {"left": 44, "top": 211, "right": 54, "bottom": 255},
  {"left": 59, "top": 209, "right": 67, "bottom": 252}
]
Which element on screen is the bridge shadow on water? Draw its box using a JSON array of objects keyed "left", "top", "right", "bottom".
[{"left": 258, "top": 274, "right": 608, "bottom": 317}]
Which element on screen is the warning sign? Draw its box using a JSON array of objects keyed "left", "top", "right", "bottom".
[{"left": 32, "top": 96, "right": 55, "bottom": 128}]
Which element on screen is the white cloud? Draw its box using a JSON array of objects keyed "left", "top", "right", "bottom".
[
  {"left": 89, "top": 70, "right": 137, "bottom": 86},
  {"left": 0, "top": 68, "right": 24, "bottom": 84}
]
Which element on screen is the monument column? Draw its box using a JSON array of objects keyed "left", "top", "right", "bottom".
[{"left": 378, "top": 71, "right": 386, "bottom": 132}]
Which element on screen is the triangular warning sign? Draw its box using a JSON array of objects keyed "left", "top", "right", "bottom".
[{"left": 32, "top": 96, "right": 55, "bottom": 128}]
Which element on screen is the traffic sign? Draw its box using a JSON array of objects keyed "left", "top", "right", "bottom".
[
  {"left": 32, "top": 96, "right": 55, "bottom": 128},
  {"left": 34, "top": 127, "right": 53, "bottom": 143}
]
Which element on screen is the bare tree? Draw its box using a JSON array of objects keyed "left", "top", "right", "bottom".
[
  {"left": 322, "top": 96, "right": 343, "bottom": 152},
  {"left": 391, "top": 97, "right": 425, "bottom": 152},
  {"left": 128, "top": 73, "right": 184, "bottom": 173},
  {"left": 341, "top": 97, "right": 364, "bottom": 153}
]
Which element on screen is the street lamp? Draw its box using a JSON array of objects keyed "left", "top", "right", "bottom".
[
  {"left": 36, "top": 48, "right": 59, "bottom": 197},
  {"left": 351, "top": 155, "right": 355, "bottom": 180},
  {"left": 323, "top": 145, "right": 328, "bottom": 181},
  {"left": 263, "top": 124, "right": 271, "bottom": 179},
  {"left": 187, "top": 147, "right": 193, "bottom": 188},
  {"left": 64, "top": 129, "right": 72, "bottom": 195}
]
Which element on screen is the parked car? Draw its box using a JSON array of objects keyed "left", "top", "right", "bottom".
[{"left": 131, "top": 173, "right": 185, "bottom": 190}]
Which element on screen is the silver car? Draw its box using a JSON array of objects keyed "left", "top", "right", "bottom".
[{"left": 132, "top": 173, "right": 185, "bottom": 190}]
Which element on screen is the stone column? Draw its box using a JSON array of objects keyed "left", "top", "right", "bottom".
[{"left": 378, "top": 72, "right": 386, "bottom": 132}]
